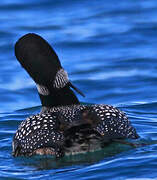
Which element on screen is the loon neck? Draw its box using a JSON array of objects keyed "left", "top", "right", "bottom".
[{"left": 38, "top": 86, "right": 80, "bottom": 112}]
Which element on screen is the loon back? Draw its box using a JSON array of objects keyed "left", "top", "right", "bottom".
[{"left": 12, "top": 104, "right": 139, "bottom": 158}]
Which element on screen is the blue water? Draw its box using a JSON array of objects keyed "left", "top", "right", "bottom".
[{"left": 1, "top": 0, "right": 157, "bottom": 179}]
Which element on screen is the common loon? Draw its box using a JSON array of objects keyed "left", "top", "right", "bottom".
[{"left": 12, "top": 33, "right": 139, "bottom": 158}]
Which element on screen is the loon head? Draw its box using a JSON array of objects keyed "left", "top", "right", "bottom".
[{"left": 15, "top": 33, "right": 84, "bottom": 108}]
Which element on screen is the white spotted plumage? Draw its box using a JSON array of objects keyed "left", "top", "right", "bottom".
[{"left": 13, "top": 104, "right": 139, "bottom": 157}]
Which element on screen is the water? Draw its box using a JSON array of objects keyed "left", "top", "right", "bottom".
[{"left": 0, "top": 0, "right": 157, "bottom": 179}]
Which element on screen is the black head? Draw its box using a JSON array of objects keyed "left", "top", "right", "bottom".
[
  {"left": 15, "top": 33, "right": 84, "bottom": 107},
  {"left": 15, "top": 33, "right": 61, "bottom": 85}
]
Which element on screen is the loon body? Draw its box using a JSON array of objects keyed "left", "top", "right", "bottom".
[
  {"left": 12, "top": 33, "right": 139, "bottom": 158},
  {"left": 13, "top": 104, "right": 138, "bottom": 157}
]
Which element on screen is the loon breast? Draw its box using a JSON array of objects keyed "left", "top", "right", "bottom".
[{"left": 12, "top": 104, "right": 139, "bottom": 158}]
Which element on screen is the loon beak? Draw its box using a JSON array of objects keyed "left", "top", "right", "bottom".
[{"left": 69, "top": 81, "right": 85, "bottom": 97}]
